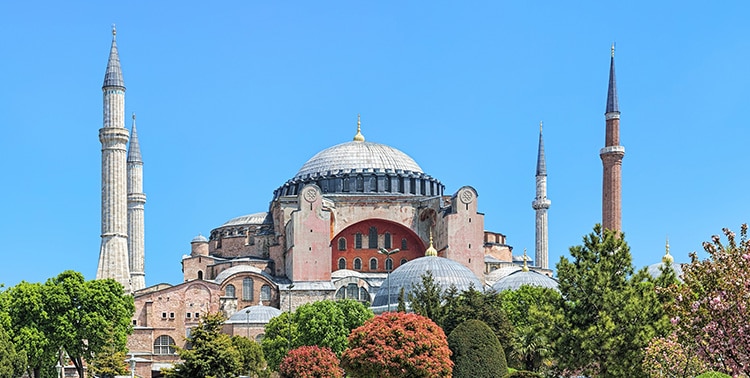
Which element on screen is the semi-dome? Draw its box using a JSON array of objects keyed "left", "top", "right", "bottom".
[
  {"left": 371, "top": 256, "right": 482, "bottom": 310},
  {"left": 221, "top": 212, "right": 272, "bottom": 227},
  {"left": 491, "top": 270, "right": 559, "bottom": 292},
  {"left": 274, "top": 122, "right": 444, "bottom": 198},
  {"left": 226, "top": 304, "right": 282, "bottom": 324}
]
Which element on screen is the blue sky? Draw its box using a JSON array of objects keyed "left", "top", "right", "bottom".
[{"left": 1, "top": 2, "right": 748, "bottom": 287}]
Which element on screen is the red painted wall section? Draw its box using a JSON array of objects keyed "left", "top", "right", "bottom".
[
  {"left": 444, "top": 186, "right": 485, "bottom": 281},
  {"left": 288, "top": 185, "right": 332, "bottom": 281},
  {"left": 331, "top": 219, "right": 426, "bottom": 273}
]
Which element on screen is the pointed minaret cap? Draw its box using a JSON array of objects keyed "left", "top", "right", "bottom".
[
  {"left": 103, "top": 25, "right": 125, "bottom": 89},
  {"left": 127, "top": 113, "right": 142, "bottom": 162},
  {"left": 662, "top": 236, "right": 674, "bottom": 264},
  {"left": 522, "top": 249, "right": 530, "bottom": 272},
  {"left": 425, "top": 229, "right": 438, "bottom": 257},
  {"left": 353, "top": 114, "right": 365, "bottom": 142},
  {"left": 605, "top": 43, "right": 619, "bottom": 114},
  {"left": 536, "top": 121, "right": 547, "bottom": 176}
]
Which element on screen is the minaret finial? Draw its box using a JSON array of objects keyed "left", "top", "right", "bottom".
[
  {"left": 663, "top": 235, "right": 674, "bottom": 263},
  {"left": 353, "top": 113, "right": 365, "bottom": 142},
  {"left": 112, "top": 24, "right": 117, "bottom": 38},
  {"left": 611, "top": 42, "right": 615, "bottom": 58},
  {"left": 522, "top": 249, "right": 529, "bottom": 272},
  {"left": 132, "top": 112, "right": 135, "bottom": 121},
  {"left": 425, "top": 228, "right": 438, "bottom": 257},
  {"left": 540, "top": 121, "right": 543, "bottom": 133}
]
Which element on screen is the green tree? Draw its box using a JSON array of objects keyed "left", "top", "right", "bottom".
[
  {"left": 333, "top": 299, "right": 373, "bottom": 333},
  {"left": 232, "top": 336, "right": 268, "bottom": 378},
  {"left": 261, "top": 311, "right": 298, "bottom": 371},
  {"left": 0, "top": 322, "right": 26, "bottom": 378},
  {"left": 407, "top": 270, "right": 445, "bottom": 323},
  {"left": 294, "top": 301, "right": 348, "bottom": 355},
  {"left": 396, "top": 287, "right": 406, "bottom": 312},
  {"left": 554, "top": 225, "right": 669, "bottom": 378},
  {"left": 279, "top": 346, "right": 343, "bottom": 378},
  {"left": 165, "top": 312, "right": 242, "bottom": 378},
  {"left": 441, "top": 287, "right": 515, "bottom": 366},
  {"left": 447, "top": 319, "right": 507, "bottom": 378},
  {"left": 498, "top": 285, "right": 562, "bottom": 372},
  {"left": 87, "top": 329, "right": 129, "bottom": 378},
  {"left": 341, "top": 312, "right": 453, "bottom": 378},
  {"left": 43, "top": 271, "right": 134, "bottom": 378},
  {"left": 2, "top": 281, "right": 56, "bottom": 378}
]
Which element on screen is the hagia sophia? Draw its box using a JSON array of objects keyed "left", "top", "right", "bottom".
[{"left": 94, "top": 27, "right": 644, "bottom": 376}]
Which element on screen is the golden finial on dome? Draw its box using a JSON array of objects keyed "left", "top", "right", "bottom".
[
  {"left": 522, "top": 249, "right": 529, "bottom": 272},
  {"left": 425, "top": 228, "right": 437, "bottom": 257},
  {"left": 662, "top": 236, "right": 674, "bottom": 264},
  {"left": 353, "top": 114, "right": 365, "bottom": 142}
]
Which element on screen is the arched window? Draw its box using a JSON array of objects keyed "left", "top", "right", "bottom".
[
  {"left": 225, "top": 284, "right": 236, "bottom": 298},
  {"left": 385, "top": 258, "right": 393, "bottom": 271},
  {"left": 401, "top": 238, "right": 408, "bottom": 250},
  {"left": 368, "top": 227, "right": 378, "bottom": 248},
  {"left": 261, "top": 285, "right": 271, "bottom": 301},
  {"left": 255, "top": 333, "right": 265, "bottom": 343},
  {"left": 369, "top": 258, "right": 378, "bottom": 271},
  {"left": 356, "top": 175, "right": 364, "bottom": 191},
  {"left": 354, "top": 258, "right": 362, "bottom": 270},
  {"left": 242, "top": 278, "right": 254, "bottom": 301},
  {"left": 154, "top": 335, "right": 176, "bottom": 355},
  {"left": 197, "top": 271, "right": 203, "bottom": 280},
  {"left": 400, "top": 258, "right": 408, "bottom": 266},
  {"left": 384, "top": 232, "right": 391, "bottom": 249},
  {"left": 338, "top": 237, "right": 346, "bottom": 251},
  {"left": 355, "top": 233, "right": 362, "bottom": 249},
  {"left": 338, "top": 258, "right": 346, "bottom": 270}
]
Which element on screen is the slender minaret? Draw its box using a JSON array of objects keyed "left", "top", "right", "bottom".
[
  {"left": 600, "top": 44, "right": 625, "bottom": 232},
  {"left": 532, "top": 122, "right": 551, "bottom": 269},
  {"left": 97, "top": 26, "right": 131, "bottom": 291},
  {"left": 127, "top": 113, "right": 146, "bottom": 291}
]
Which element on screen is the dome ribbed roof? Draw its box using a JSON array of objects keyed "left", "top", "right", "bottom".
[
  {"left": 647, "top": 262, "right": 683, "bottom": 280},
  {"left": 294, "top": 141, "right": 423, "bottom": 180},
  {"left": 492, "top": 270, "right": 558, "bottom": 292},
  {"left": 221, "top": 212, "right": 271, "bottom": 227},
  {"left": 371, "top": 256, "right": 481, "bottom": 309},
  {"left": 226, "top": 305, "right": 282, "bottom": 324}
]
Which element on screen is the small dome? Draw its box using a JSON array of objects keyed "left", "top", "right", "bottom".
[
  {"left": 294, "top": 141, "right": 423, "bottom": 180},
  {"left": 221, "top": 212, "right": 272, "bottom": 227},
  {"left": 226, "top": 305, "right": 282, "bottom": 324},
  {"left": 191, "top": 234, "right": 208, "bottom": 243},
  {"left": 647, "top": 262, "right": 683, "bottom": 280},
  {"left": 371, "top": 256, "right": 481, "bottom": 309},
  {"left": 492, "top": 270, "right": 558, "bottom": 292}
]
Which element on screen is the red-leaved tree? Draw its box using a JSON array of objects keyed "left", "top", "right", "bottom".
[
  {"left": 341, "top": 312, "right": 453, "bottom": 378},
  {"left": 279, "top": 345, "right": 343, "bottom": 378},
  {"left": 667, "top": 225, "right": 750, "bottom": 375}
]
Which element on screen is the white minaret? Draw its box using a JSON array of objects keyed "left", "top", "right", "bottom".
[
  {"left": 532, "top": 122, "right": 551, "bottom": 269},
  {"left": 97, "top": 26, "right": 131, "bottom": 291},
  {"left": 127, "top": 113, "right": 146, "bottom": 291}
]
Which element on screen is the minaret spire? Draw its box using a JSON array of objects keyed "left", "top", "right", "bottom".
[
  {"left": 600, "top": 44, "right": 625, "bottom": 232},
  {"left": 532, "top": 121, "right": 551, "bottom": 269},
  {"left": 98, "top": 26, "right": 131, "bottom": 291},
  {"left": 127, "top": 113, "right": 146, "bottom": 291}
]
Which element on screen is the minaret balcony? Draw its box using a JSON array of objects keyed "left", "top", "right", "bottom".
[
  {"left": 532, "top": 199, "right": 551, "bottom": 210},
  {"left": 599, "top": 145, "right": 625, "bottom": 156}
]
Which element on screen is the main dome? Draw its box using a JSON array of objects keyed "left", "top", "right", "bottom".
[
  {"left": 274, "top": 132, "right": 444, "bottom": 199},
  {"left": 294, "top": 141, "right": 423, "bottom": 180}
]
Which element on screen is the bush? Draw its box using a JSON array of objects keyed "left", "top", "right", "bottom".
[
  {"left": 696, "top": 372, "right": 732, "bottom": 378},
  {"left": 507, "top": 371, "right": 542, "bottom": 378},
  {"left": 447, "top": 319, "right": 507, "bottom": 378},
  {"left": 278, "top": 346, "right": 343, "bottom": 378},
  {"left": 341, "top": 312, "right": 453, "bottom": 377}
]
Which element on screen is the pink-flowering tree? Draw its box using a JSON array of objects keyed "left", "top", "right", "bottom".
[
  {"left": 279, "top": 346, "right": 343, "bottom": 378},
  {"left": 667, "top": 225, "right": 750, "bottom": 375},
  {"left": 341, "top": 312, "right": 453, "bottom": 378},
  {"left": 642, "top": 332, "right": 707, "bottom": 378}
]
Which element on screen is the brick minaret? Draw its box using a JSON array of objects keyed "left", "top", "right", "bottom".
[
  {"left": 97, "top": 26, "right": 131, "bottom": 291},
  {"left": 532, "top": 122, "right": 551, "bottom": 269},
  {"left": 127, "top": 113, "right": 146, "bottom": 291},
  {"left": 600, "top": 44, "right": 625, "bottom": 232}
]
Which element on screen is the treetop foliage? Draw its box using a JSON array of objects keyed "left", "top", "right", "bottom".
[
  {"left": 279, "top": 345, "right": 343, "bottom": 378},
  {"left": 447, "top": 319, "right": 507, "bottom": 378}
]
